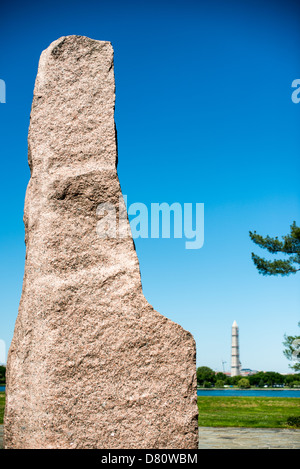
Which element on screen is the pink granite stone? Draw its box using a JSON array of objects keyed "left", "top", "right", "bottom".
[{"left": 4, "top": 36, "right": 198, "bottom": 449}]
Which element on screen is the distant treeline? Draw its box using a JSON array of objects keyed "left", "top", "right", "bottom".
[
  {"left": 197, "top": 366, "right": 300, "bottom": 388},
  {"left": 0, "top": 366, "right": 6, "bottom": 385}
]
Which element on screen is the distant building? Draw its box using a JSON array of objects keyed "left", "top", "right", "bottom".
[
  {"left": 240, "top": 368, "right": 258, "bottom": 376},
  {"left": 231, "top": 320, "right": 241, "bottom": 376}
]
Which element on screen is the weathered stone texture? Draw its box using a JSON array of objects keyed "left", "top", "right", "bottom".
[{"left": 4, "top": 36, "right": 198, "bottom": 449}]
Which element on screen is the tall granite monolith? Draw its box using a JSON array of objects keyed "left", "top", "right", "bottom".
[{"left": 4, "top": 36, "right": 198, "bottom": 449}]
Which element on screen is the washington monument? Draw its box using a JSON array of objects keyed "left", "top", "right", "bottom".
[{"left": 231, "top": 320, "right": 241, "bottom": 376}]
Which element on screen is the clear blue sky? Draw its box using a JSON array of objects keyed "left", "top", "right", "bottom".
[{"left": 0, "top": 0, "right": 299, "bottom": 373}]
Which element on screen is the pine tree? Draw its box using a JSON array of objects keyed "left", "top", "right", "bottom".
[{"left": 249, "top": 221, "right": 300, "bottom": 276}]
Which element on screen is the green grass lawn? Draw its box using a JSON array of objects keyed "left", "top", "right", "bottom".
[
  {"left": 0, "top": 392, "right": 4, "bottom": 425},
  {"left": 198, "top": 396, "right": 300, "bottom": 428}
]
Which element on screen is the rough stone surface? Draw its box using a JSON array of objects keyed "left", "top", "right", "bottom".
[{"left": 4, "top": 36, "right": 198, "bottom": 449}]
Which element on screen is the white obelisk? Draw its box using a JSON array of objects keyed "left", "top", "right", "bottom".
[{"left": 231, "top": 320, "right": 241, "bottom": 376}]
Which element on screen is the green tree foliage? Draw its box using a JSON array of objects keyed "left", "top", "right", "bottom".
[
  {"left": 249, "top": 371, "right": 296, "bottom": 387},
  {"left": 238, "top": 378, "right": 250, "bottom": 388},
  {"left": 215, "top": 379, "right": 225, "bottom": 388},
  {"left": 215, "top": 372, "right": 228, "bottom": 382},
  {"left": 0, "top": 366, "right": 5, "bottom": 385},
  {"left": 248, "top": 372, "right": 266, "bottom": 386},
  {"left": 249, "top": 221, "right": 300, "bottom": 276},
  {"left": 230, "top": 375, "right": 243, "bottom": 386},
  {"left": 283, "top": 323, "right": 300, "bottom": 372},
  {"left": 203, "top": 381, "right": 212, "bottom": 388},
  {"left": 196, "top": 366, "right": 216, "bottom": 387},
  {"left": 264, "top": 372, "right": 285, "bottom": 386},
  {"left": 284, "top": 374, "right": 297, "bottom": 387},
  {"left": 291, "top": 381, "right": 300, "bottom": 388},
  {"left": 196, "top": 366, "right": 300, "bottom": 388}
]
